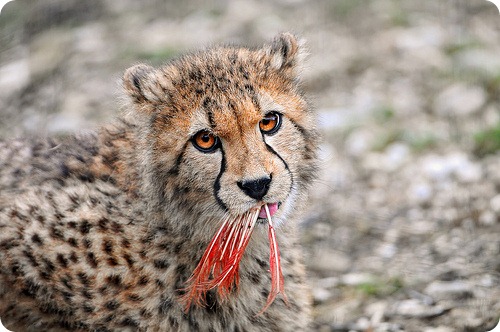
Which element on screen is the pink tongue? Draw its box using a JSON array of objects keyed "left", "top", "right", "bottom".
[{"left": 258, "top": 203, "right": 279, "bottom": 219}]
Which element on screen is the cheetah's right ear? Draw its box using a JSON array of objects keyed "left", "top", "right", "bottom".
[
  {"left": 266, "top": 32, "right": 306, "bottom": 76},
  {"left": 123, "top": 64, "right": 168, "bottom": 111}
]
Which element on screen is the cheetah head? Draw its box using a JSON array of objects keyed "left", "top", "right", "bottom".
[{"left": 123, "top": 33, "right": 317, "bottom": 230}]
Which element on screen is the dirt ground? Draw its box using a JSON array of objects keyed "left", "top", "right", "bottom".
[{"left": 1, "top": 0, "right": 499, "bottom": 331}]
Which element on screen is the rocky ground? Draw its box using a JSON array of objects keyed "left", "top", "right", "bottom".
[{"left": 1, "top": 0, "right": 499, "bottom": 331}]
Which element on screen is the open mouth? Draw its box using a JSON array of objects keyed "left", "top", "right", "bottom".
[
  {"left": 257, "top": 202, "right": 280, "bottom": 221},
  {"left": 180, "top": 202, "right": 286, "bottom": 314}
]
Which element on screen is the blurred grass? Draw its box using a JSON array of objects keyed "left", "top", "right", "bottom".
[
  {"left": 372, "top": 129, "right": 439, "bottom": 153},
  {"left": 444, "top": 41, "right": 483, "bottom": 57},
  {"left": 390, "top": 7, "right": 410, "bottom": 27},
  {"left": 373, "top": 105, "right": 396, "bottom": 124},
  {"left": 136, "top": 47, "right": 181, "bottom": 65},
  {"left": 473, "top": 122, "right": 500, "bottom": 157},
  {"left": 372, "top": 130, "right": 403, "bottom": 152},
  {"left": 406, "top": 133, "right": 438, "bottom": 152},
  {"left": 484, "top": 74, "right": 500, "bottom": 99},
  {"left": 119, "top": 46, "right": 181, "bottom": 66},
  {"left": 354, "top": 277, "right": 405, "bottom": 298}
]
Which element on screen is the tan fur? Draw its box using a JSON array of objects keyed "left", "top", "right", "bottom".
[{"left": 0, "top": 33, "right": 318, "bottom": 331}]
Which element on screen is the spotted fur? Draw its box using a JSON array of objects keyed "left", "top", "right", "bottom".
[{"left": 0, "top": 33, "right": 318, "bottom": 331}]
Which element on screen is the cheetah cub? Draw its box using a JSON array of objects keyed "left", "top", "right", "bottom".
[{"left": 0, "top": 33, "right": 318, "bottom": 331}]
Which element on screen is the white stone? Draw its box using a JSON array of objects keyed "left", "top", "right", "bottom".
[
  {"left": 389, "top": 299, "right": 446, "bottom": 318},
  {"left": 354, "top": 317, "right": 371, "bottom": 330},
  {"left": 365, "top": 301, "right": 387, "bottom": 326},
  {"left": 422, "top": 152, "right": 481, "bottom": 183},
  {"left": 407, "top": 182, "right": 433, "bottom": 205},
  {"left": 434, "top": 83, "right": 486, "bottom": 116},
  {"left": 363, "top": 152, "right": 386, "bottom": 171},
  {"left": 376, "top": 243, "right": 397, "bottom": 259},
  {"left": 407, "top": 220, "right": 436, "bottom": 235},
  {"left": 457, "top": 48, "right": 500, "bottom": 77},
  {"left": 316, "top": 277, "right": 339, "bottom": 289},
  {"left": 47, "top": 114, "right": 88, "bottom": 134},
  {"left": 479, "top": 211, "right": 496, "bottom": 226},
  {"left": 310, "top": 249, "right": 352, "bottom": 273},
  {"left": 394, "top": 25, "right": 447, "bottom": 50},
  {"left": 317, "top": 108, "right": 353, "bottom": 130},
  {"left": 490, "top": 194, "right": 500, "bottom": 213},
  {"left": 312, "top": 288, "right": 332, "bottom": 303},
  {"left": 422, "top": 154, "right": 453, "bottom": 181},
  {"left": 0, "top": 59, "right": 30, "bottom": 97},
  {"left": 455, "top": 161, "right": 483, "bottom": 183},
  {"left": 346, "top": 129, "right": 375, "bottom": 157},
  {"left": 384, "top": 143, "right": 410, "bottom": 170},
  {"left": 341, "top": 273, "right": 375, "bottom": 286},
  {"left": 424, "top": 326, "right": 455, "bottom": 332},
  {"left": 479, "top": 274, "right": 496, "bottom": 288},
  {"left": 424, "top": 280, "right": 473, "bottom": 300}
]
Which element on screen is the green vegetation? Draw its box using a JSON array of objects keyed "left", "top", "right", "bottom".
[
  {"left": 372, "top": 129, "right": 403, "bottom": 151},
  {"left": 371, "top": 128, "right": 439, "bottom": 153},
  {"left": 373, "top": 105, "right": 395, "bottom": 123},
  {"left": 404, "top": 132, "right": 438, "bottom": 152},
  {"left": 443, "top": 41, "right": 482, "bottom": 56},
  {"left": 390, "top": 8, "right": 410, "bottom": 27},
  {"left": 483, "top": 74, "right": 500, "bottom": 98},
  {"left": 136, "top": 47, "right": 180, "bottom": 65},
  {"left": 355, "top": 277, "right": 404, "bottom": 297},
  {"left": 473, "top": 122, "right": 500, "bottom": 157},
  {"left": 120, "top": 46, "right": 181, "bottom": 66}
]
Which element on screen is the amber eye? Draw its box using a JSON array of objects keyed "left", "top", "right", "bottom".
[
  {"left": 192, "top": 130, "right": 219, "bottom": 153},
  {"left": 259, "top": 112, "right": 282, "bottom": 135}
]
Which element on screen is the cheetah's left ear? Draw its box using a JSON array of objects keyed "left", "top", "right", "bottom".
[
  {"left": 123, "top": 64, "right": 168, "bottom": 112},
  {"left": 267, "top": 32, "right": 306, "bottom": 76}
]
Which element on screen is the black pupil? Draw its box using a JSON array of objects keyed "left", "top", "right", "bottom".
[
  {"left": 201, "top": 134, "right": 210, "bottom": 143},
  {"left": 262, "top": 115, "right": 275, "bottom": 128}
]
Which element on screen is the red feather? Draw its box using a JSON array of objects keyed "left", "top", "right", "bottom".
[
  {"left": 180, "top": 204, "right": 287, "bottom": 314},
  {"left": 258, "top": 204, "right": 288, "bottom": 314}
]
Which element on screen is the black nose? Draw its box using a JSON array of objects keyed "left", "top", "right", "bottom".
[{"left": 237, "top": 176, "right": 272, "bottom": 200}]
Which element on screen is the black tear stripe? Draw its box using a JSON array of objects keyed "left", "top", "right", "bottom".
[
  {"left": 264, "top": 142, "right": 289, "bottom": 171},
  {"left": 264, "top": 141, "right": 295, "bottom": 192},
  {"left": 213, "top": 147, "right": 228, "bottom": 212}
]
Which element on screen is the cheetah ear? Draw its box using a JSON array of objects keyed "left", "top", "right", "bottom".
[
  {"left": 267, "top": 32, "right": 305, "bottom": 75},
  {"left": 123, "top": 64, "right": 167, "bottom": 111}
]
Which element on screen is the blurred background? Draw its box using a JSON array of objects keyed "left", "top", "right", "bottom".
[{"left": 1, "top": 0, "right": 499, "bottom": 331}]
